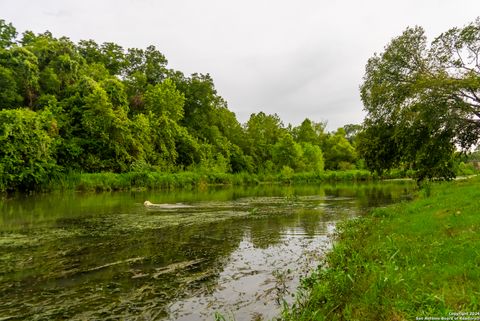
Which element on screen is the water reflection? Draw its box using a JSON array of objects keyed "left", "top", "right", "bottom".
[{"left": 0, "top": 181, "right": 414, "bottom": 320}]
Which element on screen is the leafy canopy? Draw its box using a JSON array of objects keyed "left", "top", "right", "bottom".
[{"left": 359, "top": 19, "right": 480, "bottom": 181}]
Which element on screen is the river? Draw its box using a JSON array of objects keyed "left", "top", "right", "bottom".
[{"left": 0, "top": 181, "right": 414, "bottom": 320}]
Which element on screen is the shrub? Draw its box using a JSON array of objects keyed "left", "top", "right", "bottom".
[{"left": 0, "top": 108, "right": 58, "bottom": 191}]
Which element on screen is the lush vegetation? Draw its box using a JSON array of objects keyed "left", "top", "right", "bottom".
[
  {"left": 42, "top": 169, "right": 392, "bottom": 192},
  {"left": 282, "top": 176, "right": 480, "bottom": 320},
  {"left": 1, "top": 18, "right": 479, "bottom": 192},
  {"left": 0, "top": 19, "right": 366, "bottom": 192},
  {"left": 359, "top": 18, "right": 480, "bottom": 181},
  {"left": 2, "top": 14, "right": 480, "bottom": 321}
]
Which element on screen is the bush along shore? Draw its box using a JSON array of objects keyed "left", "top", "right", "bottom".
[
  {"left": 282, "top": 176, "right": 480, "bottom": 321},
  {"left": 38, "top": 169, "right": 395, "bottom": 193},
  {"left": 3, "top": 164, "right": 478, "bottom": 193}
]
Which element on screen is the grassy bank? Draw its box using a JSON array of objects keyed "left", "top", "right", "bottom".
[
  {"left": 5, "top": 165, "right": 478, "bottom": 193},
  {"left": 282, "top": 176, "right": 480, "bottom": 320},
  {"left": 37, "top": 169, "right": 397, "bottom": 192}
]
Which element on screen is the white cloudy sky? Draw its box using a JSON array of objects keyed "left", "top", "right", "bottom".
[{"left": 1, "top": 0, "right": 479, "bottom": 130}]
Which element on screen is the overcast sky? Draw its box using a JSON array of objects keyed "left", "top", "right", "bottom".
[{"left": 1, "top": 0, "right": 480, "bottom": 130}]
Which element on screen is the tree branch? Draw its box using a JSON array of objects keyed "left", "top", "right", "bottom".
[
  {"left": 458, "top": 90, "right": 480, "bottom": 104},
  {"left": 455, "top": 47, "right": 478, "bottom": 74}
]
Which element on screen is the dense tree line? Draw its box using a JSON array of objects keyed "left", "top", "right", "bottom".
[{"left": 0, "top": 20, "right": 360, "bottom": 191}]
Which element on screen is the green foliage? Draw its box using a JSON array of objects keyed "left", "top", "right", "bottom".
[
  {"left": 292, "top": 118, "right": 328, "bottom": 146},
  {"left": 100, "top": 78, "right": 129, "bottom": 112},
  {"left": 144, "top": 78, "right": 184, "bottom": 121},
  {"left": 229, "top": 144, "right": 254, "bottom": 173},
  {"left": 99, "top": 42, "right": 126, "bottom": 76},
  {"left": 0, "top": 19, "right": 17, "bottom": 49},
  {"left": 360, "top": 19, "right": 480, "bottom": 181},
  {"left": 272, "top": 133, "right": 302, "bottom": 171},
  {"left": 0, "top": 108, "right": 57, "bottom": 191},
  {"left": 293, "top": 118, "right": 319, "bottom": 144},
  {"left": 124, "top": 70, "right": 147, "bottom": 112},
  {"left": 323, "top": 128, "right": 356, "bottom": 170},
  {"left": 176, "top": 73, "right": 218, "bottom": 134},
  {"left": 244, "top": 112, "right": 285, "bottom": 169},
  {"left": 77, "top": 39, "right": 103, "bottom": 65},
  {"left": 343, "top": 123, "right": 362, "bottom": 145},
  {"left": 456, "top": 161, "right": 479, "bottom": 176},
  {"left": 6, "top": 46, "right": 40, "bottom": 107},
  {"left": 41, "top": 169, "right": 381, "bottom": 192},
  {"left": 292, "top": 120, "right": 355, "bottom": 171},
  {"left": 0, "top": 19, "right": 398, "bottom": 191},
  {"left": 59, "top": 76, "right": 135, "bottom": 172},
  {"left": 39, "top": 67, "right": 61, "bottom": 95},
  {"left": 147, "top": 114, "right": 180, "bottom": 168},
  {"left": 299, "top": 143, "right": 324, "bottom": 172},
  {"left": 142, "top": 45, "right": 168, "bottom": 84},
  {"left": 0, "top": 65, "right": 22, "bottom": 108},
  {"left": 357, "top": 123, "right": 398, "bottom": 175},
  {"left": 279, "top": 166, "right": 295, "bottom": 183}
]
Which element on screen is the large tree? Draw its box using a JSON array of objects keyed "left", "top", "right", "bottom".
[
  {"left": 359, "top": 19, "right": 480, "bottom": 180},
  {"left": 244, "top": 112, "right": 285, "bottom": 170}
]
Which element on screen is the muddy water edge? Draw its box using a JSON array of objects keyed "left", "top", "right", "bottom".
[{"left": 0, "top": 181, "right": 414, "bottom": 321}]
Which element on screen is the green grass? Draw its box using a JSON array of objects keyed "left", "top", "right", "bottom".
[
  {"left": 43, "top": 171, "right": 260, "bottom": 192},
  {"left": 282, "top": 176, "right": 480, "bottom": 321},
  {"left": 7, "top": 165, "right": 477, "bottom": 193},
  {"left": 36, "top": 170, "right": 390, "bottom": 192}
]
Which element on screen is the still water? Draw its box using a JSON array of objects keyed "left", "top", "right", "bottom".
[{"left": 0, "top": 182, "right": 414, "bottom": 320}]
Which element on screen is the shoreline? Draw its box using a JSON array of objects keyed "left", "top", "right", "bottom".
[
  {"left": 282, "top": 176, "right": 480, "bottom": 320},
  {"left": 2, "top": 169, "right": 415, "bottom": 194}
]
